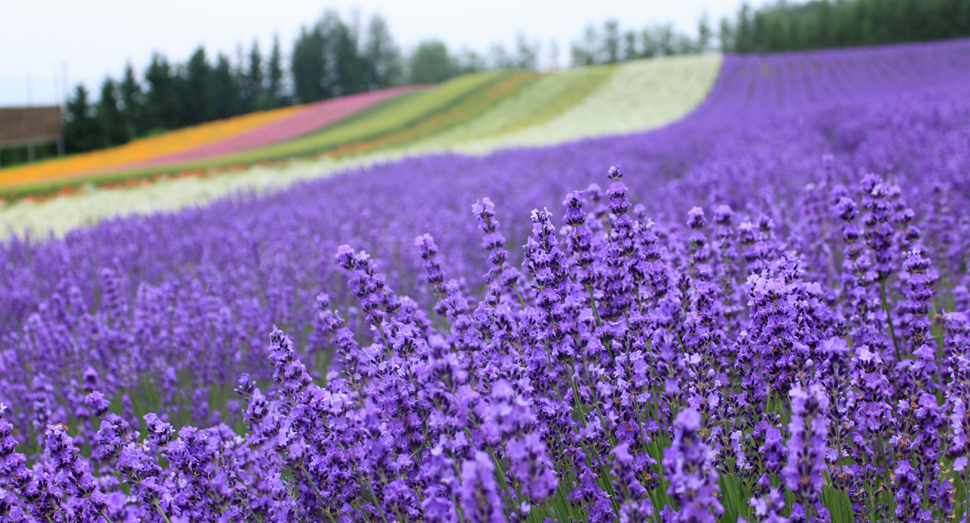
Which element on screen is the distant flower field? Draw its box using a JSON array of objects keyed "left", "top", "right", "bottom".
[
  {"left": 0, "top": 55, "right": 723, "bottom": 237},
  {"left": 1, "top": 39, "right": 970, "bottom": 522},
  {"left": 0, "top": 104, "right": 302, "bottom": 186}
]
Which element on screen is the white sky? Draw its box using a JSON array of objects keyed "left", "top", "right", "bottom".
[{"left": 0, "top": 0, "right": 771, "bottom": 107}]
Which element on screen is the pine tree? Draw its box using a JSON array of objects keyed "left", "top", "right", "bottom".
[
  {"left": 209, "top": 53, "right": 243, "bottom": 119},
  {"left": 245, "top": 40, "right": 264, "bottom": 110},
  {"left": 291, "top": 25, "right": 326, "bottom": 103},
  {"left": 184, "top": 46, "right": 211, "bottom": 125},
  {"left": 64, "top": 84, "right": 102, "bottom": 153},
  {"left": 144, "top": 53, "right": 178, "bottom": 132},
  {"left": 98, "top": 78, "right": 128, "bottom": 147},
  {"left": 119, "top": 62, "right": 144, "bottom": 138},
  {"left": 267, "top": 35, "right": 285, "bottom": 106},
  {"left": 363, "top": 14, "right": 402, "bottom": 89}
]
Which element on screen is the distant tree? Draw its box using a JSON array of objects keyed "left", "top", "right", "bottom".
[
  {"left": 363, "top": 14, "right": 402, "bottom": 89},
  {"left": 98, "top": 78, "right": 128, "bottom": 147},
  {"left": 719, "top": 17, "right": 735, "bottom": 51},
  {"left": 244, "top": 40, "right": 265, "bottom": 110},
  {"left": 641, "top": 27, "right": 660, "bottom": 58},
  {"left": 622, "top": 31, "right": 639, "bottom": 61},
  {"left": 515, "top": 33, "right": 540, "bottom": 70},
  {"left": 320, "top": 10, "right": 367, "bottom": 97},
  {"left": 570, "top": 24, "right": 598, "bottom": 66},
  {"left": 488, "top": 43, "right": 514, "bottom": 70},
  {"left": 267, "top": 35, "right": 285, "bottom": 106},
  {"left": 291, "top": 25, "right": 326, "bottom": 103},
  {"left": 209, "top": 53, "right": 243, "bottom": 119},
  {"left": 64, "top": 84, "right": 102, "bottom": 153},
  {"left": 118, "top": 62, "right": 144, "bottom": 137},
  {"left": 183, "top": 46, "right": 211, "bottom": 125},
  {"left": 456, "top": 48, "right": 487, "bottom": 74},
  {"left": 656, "top": 24, "right": 676, "bottom": 55},
  {"left": 698, "top": 13, "right": 713, "bottom": 51},
  {"left": 720, "top": 0, "right": 970, "bottom": 53},
  {"left": 409, "top": 40, "right": 457, "bottom": 83},
  {"left": 602, "top": 20, "right": 621, "bottom": 63},
  {"left": 144, "top": 53, "right": 180, "bottom": 131}
]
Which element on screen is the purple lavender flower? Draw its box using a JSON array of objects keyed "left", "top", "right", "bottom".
[{"left": 663, "top": 408, "right": 723, "bottom": 522}]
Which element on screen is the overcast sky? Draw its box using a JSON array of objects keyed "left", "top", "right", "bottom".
[{"left": 0, "top": 0, "right": 771, "bottom": 107}]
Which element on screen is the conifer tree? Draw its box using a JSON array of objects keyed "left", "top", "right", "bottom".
[
  {"left": 118, "top": 62, "right": 144, "bottom": 138},
  {"left": 267, "top": 35, "right": 285, "bottom": 106},
  {"left": 184, "top": 46, "right": 212, "bottom": 125},
  {"left": 64, "top": 84, "right": 102, "bottom": 153},
  {"left": 98, "top": 78, "right": 128, "bottom": 147}
]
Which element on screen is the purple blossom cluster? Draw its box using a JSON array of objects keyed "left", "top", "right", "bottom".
[{"left": 2, "top": 39, "right": 970, "bottom": 521}]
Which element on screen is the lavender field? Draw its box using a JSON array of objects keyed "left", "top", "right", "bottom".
[{"left": 2, "top": 39, "right": 970, "bottom": 522}]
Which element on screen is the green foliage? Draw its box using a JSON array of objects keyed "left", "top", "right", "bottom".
[
  {"left": 722, "top": 0, "right": 970, "bottom": 53},
  {"left": 183, "top": 46, "right": 211, "bottom": 125},
  {"left": 267, "top": 35, "right": 285, "bottom": 107},
  {"left": 119, "top": 62, "right": 144, "bottom": 138},
  {"left": 64, "top": 84, "right": 102, "bottom": 153},
  {"left": 362, "top": 15, "right": 402, "bottom": 90},
  {"left": 143, "top": 53, "right": 180, "bottom": 132},
  {"left": 408, "top": 40, "right": 458, "bottom": 84},
  {"left": 97, "top": 78, "right": 128, "bottom": 147},
  {"left": 209, "top": 53, "right": 243, "bottom": 120}
]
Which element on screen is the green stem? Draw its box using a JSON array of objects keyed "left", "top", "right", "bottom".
[
  {"left": 151, "top": 502, "right": 173, "bottom": 523},
  {"left": 880, "top": 280, "right": 901, "bottom": 360}
]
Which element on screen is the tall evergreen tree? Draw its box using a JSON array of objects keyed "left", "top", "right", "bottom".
[
  {"left": 118, "top": 62, "right": 144, "bottom": 138},
  {"left": 244, "top": 40, "right": 264, "bottom": 110},
  {"left": 291, "top": 25, "right": 327, "bottom": 103},
  {"left": 267, "top": 35, "right": 285, "bottom": 106},
  {"left": 363, "top": 14, "right": 402, "bottom": 89},
  {"left": 209, "top": 53, "right": 243, "bottom": 119},
  {"left": 318, "top": 10, "right": 366, "bottom": 97},
  {"left": 64, "top": 84, "right": 102, "bottom": 153},
  {"left": 144, "top": 53, "right": 179, "bottom": 132},
  {"left": 98, "top": 78, "right": 128, "bottom": 147},
  {"left": 184, "top": 46, "right": 211, "bottom": 125}
]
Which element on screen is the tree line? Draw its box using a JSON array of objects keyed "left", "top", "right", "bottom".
[
  {"left": 60, "top": 9, "right": 719, "bottom": 156},
  {"left": 719, "top": 0, "right": 970, "bottom": 53}
]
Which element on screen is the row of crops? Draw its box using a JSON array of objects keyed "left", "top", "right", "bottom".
[
  {"left": 0, "top": 55, "right": 720, "bottom": 239},
  {"left": 1, "top": 39, "right": 970, "bottom": 521},
  {"left": 0, "top": 55, "right": 719, "bottom": 198}
]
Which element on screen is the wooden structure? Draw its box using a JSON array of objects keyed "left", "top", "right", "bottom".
[{"left": 0, "top": 106, "right": 64, "bottom": 166}]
